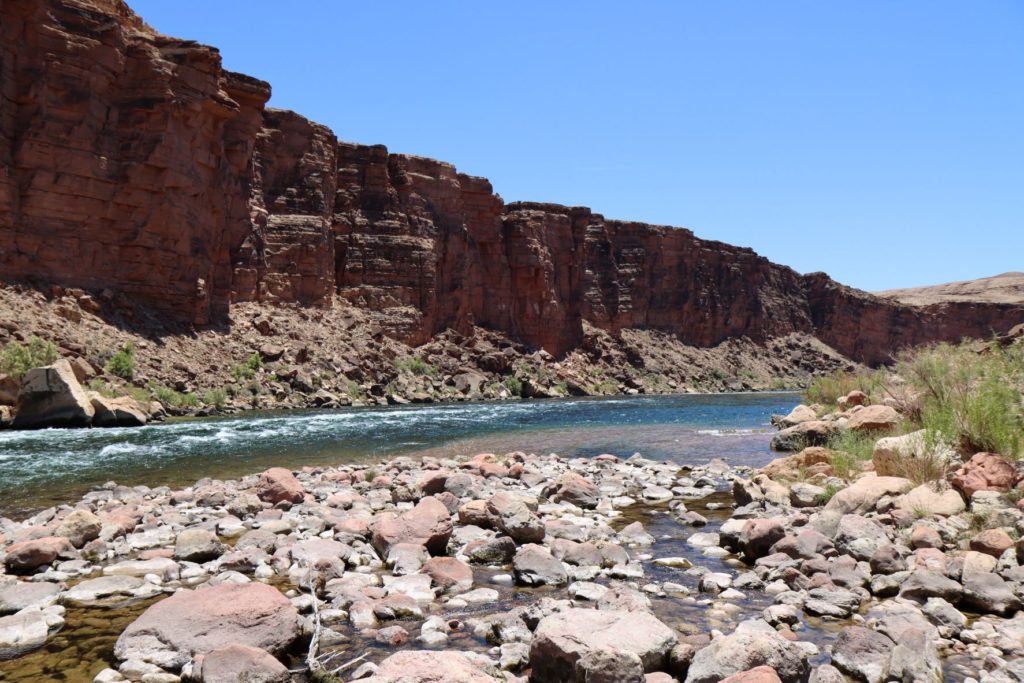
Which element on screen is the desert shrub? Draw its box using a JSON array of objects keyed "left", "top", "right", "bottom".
[
  {"left": 151, "top": 384, "right": 199, "bottom": 408},
  {"left": 826, "top": 429, "right": 883, "bottom": 480},
  {"left": 804, "top": 368, "right": 887, "bottom": 407},
  {"left": 105, "top": 342, "right": 135, "bottom": 380},
  {"left": 1, "top": 336, "right": 58, "bottom": 378},
  {"left": 815, "top": 482, "right": 843, "bottom": 505},
  {"left": 394, "top": 356, "right": 435, "bottom": 377},
  {"left": 231, "top": 352, "right": 264, "bottom": 381},
  {"left": 203, "top": 387, "right": 228, "bottom": 409},
  {"left": 898, "top": 342, "right": 1023, "bottom": 458},
  {"left": 504, "top": 376, "right": 524, "bottom": 397}
]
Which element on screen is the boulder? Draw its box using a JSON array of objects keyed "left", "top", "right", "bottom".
[
  {"left": 174, "top": 528, "right": 226, "bottom": 562},
  {"left": 421, "top": 557, "right": 474, "bottom": 593},
  {"left": 90, "top": 394, "right": 149, "bottom": 427},
  {"left": 13, "top": 359, "right": 95, "bottom": 428},
  {"left": 361, "top": 650, "right": 493, "bottom": 682},
  {"left": 739, "top": 519, "right": 787, "bottom": 559},
  {"left": 811, "top": 476, "right": 913, "bottom": 536},
  {"left": 195, "top": 643, "right": 289, "bottom": 683},
  {"left": 0, "top": 582, "right": 61, "bottom": 614},
  {"left": 113, "top": 583, "right": 300, "bottom": 670},
  {"left": 3, "top": 536, "right": 77, "bottom": 571},
  {"left": 61, "top": 575, "right": 162, "bottom": 606},
  {"left": 771, "top": 421, "right": 836, "bottom": 451},
  {"left": 894, "top": 483, "right": 965, "bottom": 517},
  {"left": 777, "top": 405, "right": 818, "bottom": 428},
  {"left": 685, "top": 619, "right": 815, "bottom": 683},
  {"left": 952, "top": 452, "right": 1017, "bottom": 498},
  {"left": 530, "top": 608, "right": 677, "bottom": 681},
  {"left": 899, "top": 570, "right": 963, "bottom": 603},
  {"left": 961, "top": 571, "right": 1022, "bottom": 616},
  {"left": 512, "top": 544, "right": 567, "bottom": 586},
  {"left": 255, "top": 468, "right": 305, "bottom": 505},
  {"left": 733, "top": 475, "right": 790, "bottom": 507},
  {"left": 872, "top": 430, "right": 948, "bottom": 478},
  {"left": 720, "top": 667, "right": 784, "bottom": 683},
  {"left": 830, "top": 626, "right": 894, "bottom": 683},
  {"left": 834, "top": 514, "right": 890, "bottom": 561},
  {"left": 760, "top": 447, "right": 833, "bottom": 482},
  {"left": 545, "top": 473, "right": 600, "bottom": 509},
  {"left": 55, "top": 509, "right": 102, "bottom": 548},
  {"left": 844, "top": 405, "right": 901, "bottom": 433},
  {"left": 486, "top": 492, "right": 544, "bottom": 543},
  {"left": 0, "top": 609, "right": 59, "bottom": 659},
  {"left": 969, "top": 529, "right": 1014, "bottom": 558},
  {"left": 372, "top": 497, "right": 453, "bottom": 556}
]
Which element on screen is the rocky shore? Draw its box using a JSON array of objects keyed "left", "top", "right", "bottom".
[{"left": 2, "top": 404, "right": 1023, "bottom": 682}]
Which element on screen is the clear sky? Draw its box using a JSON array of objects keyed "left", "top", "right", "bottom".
[{"left": 131, "top": 1, "right": 1023, "bottom": 292}]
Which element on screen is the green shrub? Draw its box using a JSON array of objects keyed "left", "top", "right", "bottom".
[
  {"left": 804, "top": 368, "right": 887, "bottom": 407},
  {"left": 105, "top": 342, "right": 135, "bottom": 380},
  {"left": 504, "top": 376, "right": 524, "bottom": 397},
  {"left": 394, "top": 356, "right": 435, "bottom": 377},
  {"left": 815, "top": 482, "right": 843, "bottom": 505},
  {"left": 152, "top": 384, "right": 198, "bottom": 408},
  {"left": 203, "top": 387, "right": 228, "bottom": 409},
  {"left": 1, "top": 336, "right": 58, "bottom": 378},
  {"left": 827, "top": 428, "right": 885, "bottom": 480},
  {"left": 231, "top": 352, "right": 264, "bottom": 381}
]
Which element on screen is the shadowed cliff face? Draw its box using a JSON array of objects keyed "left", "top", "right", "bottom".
[{"left": 2, "top": 0, "right": 1023, "bottom": 362}]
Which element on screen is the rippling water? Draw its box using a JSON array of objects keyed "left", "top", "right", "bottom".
[{"left": 0, "top": 392, "right": 799, "bottom": 517}]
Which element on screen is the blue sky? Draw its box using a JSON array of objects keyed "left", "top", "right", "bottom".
[{"left": 132, "top": 1, "right": 1023, "bottom": 291}]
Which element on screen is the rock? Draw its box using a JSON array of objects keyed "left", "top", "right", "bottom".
[
  {"left": 884, "top": 625, "right": 942, "bottom": 683},
  {"left": 811, "top": 476, "right": 913, "bottom": 536},
  {"left": 895, "top": 483, "right": 965, "bottom": 517},
  {"left": 719, "top": 667, "right": 784, "bottom": 683},
  {"left": 512, "top": 544, "right": 567, "bottom": 586},
  {"left": 62, "top": 575, "right": 161, "bottom": 606},
  {"left": 761, "top": 447, "right": 833, "bottom": 482},
  {"left": 0, "top": 581, "right": 61, "bottom": 614},
  {"left": 13, "top": 359, "right": 96, "bottom": 428},
  {"left": 530, "top": 608, "right": 677, "bottom": 681},
  {"left": 909, "top": 525, "right": 943, "bottom": 550},
  {"left": 733, "top": 475, "right": 790, "bottom": 507},
  {"left": 174, "top": 528, "right": 226, "bottom": 562},
  {"left": 387, "top": 543, "right": 430, "bottom": 575},
  {"left": 113, "top": 583, "right": 300, "bottom": 670},
  {"left": 91, "top": 394, "right": 149, "bottom": 427},
  {"left": 465, "top": 536, "right": 516, "bottom": 565},
  {"left": 789, "top": 483, "right": 825, "bottom": 508},
  {"left": 3, "top": 536, "right": 77, "bottom": 571},
  {"left": 830, "top": 626, "right": 894, "bottom": 683},
  {"left": 969, "top": 528, "right": 1014, "bottom": 558},
  {"left": 952, "top": 452, "right": 1017, "bottom": 498},
  {"left": 899, "top": 570, "right": 963, "bottom": 603},
  {"left": 255, "top": 468, "right": 305, "bottom": 505},
  {"left": 844, "top": 405, "right": 900, "bottom": 433},
  {"left": 195, "top": 643, "right": 289, "bottom": 683},
  {"left": 0, "top": 609, "right": 58, "bottom": 659},
  {"left": 486, "top": 492, "right": 545, "bottom": 544},
  {"left": 361, "top": 650, "right": 493, "bottom": 682},
  {"left": 739, "top": 519, "right": 786, "bottom": 559},
  {"left": 685, "top": 619, "right": 814, "bottom": 683},
  {"left": 373, "top": 497, "right": 453, "bottom": 556},
  {"left": 771, "top": 421, "right": 836, "bottom": 451},
  {"left": 55, "top": 509, "right": 102, "bottom": 548},
  {"left": 777, "top": 405, "right": 818, "bottom": 428},
  {"left": 834, "top": 514, "right": 890, "bottom": 561},
  {"left": 545, "top": 473, "right": 600, "bottom": 509},
  {"left": 871, "top": 430, "right": 948, "bottom": 478},
  {"left": 921, "top": 597, "right": 967, "bottom": 636},
  {"left": 961, "top": 570, "right": 1022, "bottom": 616},
  {"left": 421, "top": 557, "right": 474, "bottom": 593}
]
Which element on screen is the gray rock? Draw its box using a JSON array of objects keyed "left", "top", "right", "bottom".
[
  {"left": 899, "top": 570, "right": 963, "bottom": 603},
  {"left": 0, "top": 581, "right": 62, "bottom": 615},
  {"left": 961, "top": 570, "right": 1022, "bottom": 616},
  {"left": 834, "top": 514, "right": 890, "bottom": 561},
  {"left": 61, "top": 575, "right": 162, "bottom": 607},
  {"left": 512, "top": 544, "right": 567, "bottom": 587},
  {"left": 173, "top": 528, "right": 226, "bottom": 563},
  {"left": 685, "top": 619, "right": 816, "bottom": 683},
  {"left": 830, "top": 625, "right": 894, "bottom": 683},
  {"left": 921, "top": 597, "right": 967, "bottom": 636}
]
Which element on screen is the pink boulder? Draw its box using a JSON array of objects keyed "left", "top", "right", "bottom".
[
  {"left": 421, "top": 556, "right": 474, "bottom": 593},
  {"left": 720, "top": 666, "right": 784, "bottom": 683},
  {"left": 364, "top": 650, "right": 493, "bottom": 682},
  {"left": 114, "top": 583, "right": 300, "bottom": 670},
  {"left": 196, "top": 643, "right": 289, "bottom": 683},
  {"left": 256, "top": 468, "right": 305, "bottom": 505},
  {"left": 372, "top": 497, "right": 453, "bottom": 556},
  {"left": 3, "top": 536, "right": 77, "bottom": 571},
  {"left": 952, "top": 453, "right": 1017, "bottom": 499}
]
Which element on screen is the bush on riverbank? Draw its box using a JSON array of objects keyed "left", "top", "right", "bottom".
[
  {"left": 0, "top": 336, "right": 58, "bottom": 379},
  {"left": 805, "top": 338, "right": 1024, "bottom": 463}
]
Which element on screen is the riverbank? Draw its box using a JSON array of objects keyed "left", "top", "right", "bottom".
[{"left": 2, "top": 432, "right": 1021, "bottom": 682}]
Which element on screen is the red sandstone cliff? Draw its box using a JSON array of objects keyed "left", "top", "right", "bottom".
[{"left": 2, "top": 0, "right": 1022, "bottom": 364}]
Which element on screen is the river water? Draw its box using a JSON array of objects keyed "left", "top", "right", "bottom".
[{"left": 0, "top": 393, "right": 799, "bottom": 517}]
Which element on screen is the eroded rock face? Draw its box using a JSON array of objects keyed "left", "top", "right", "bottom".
[
  {"left": 12, "top": 360, "right": 94, "bottom": 429},
  {"left": 3, "top": 0, "right": 1023, "bottom": 359},
  {"left": 113, "top": 583, "right": 300, "bottom": 670}
]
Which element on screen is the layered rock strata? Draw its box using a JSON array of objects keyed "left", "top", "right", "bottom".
[{"left": 3, "top": 0, "right": 1023, "bottom": 362}]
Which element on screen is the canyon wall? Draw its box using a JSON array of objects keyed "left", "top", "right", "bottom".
[{"left": 3, "top": 0, "right": 1023, "bottom": 363}]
